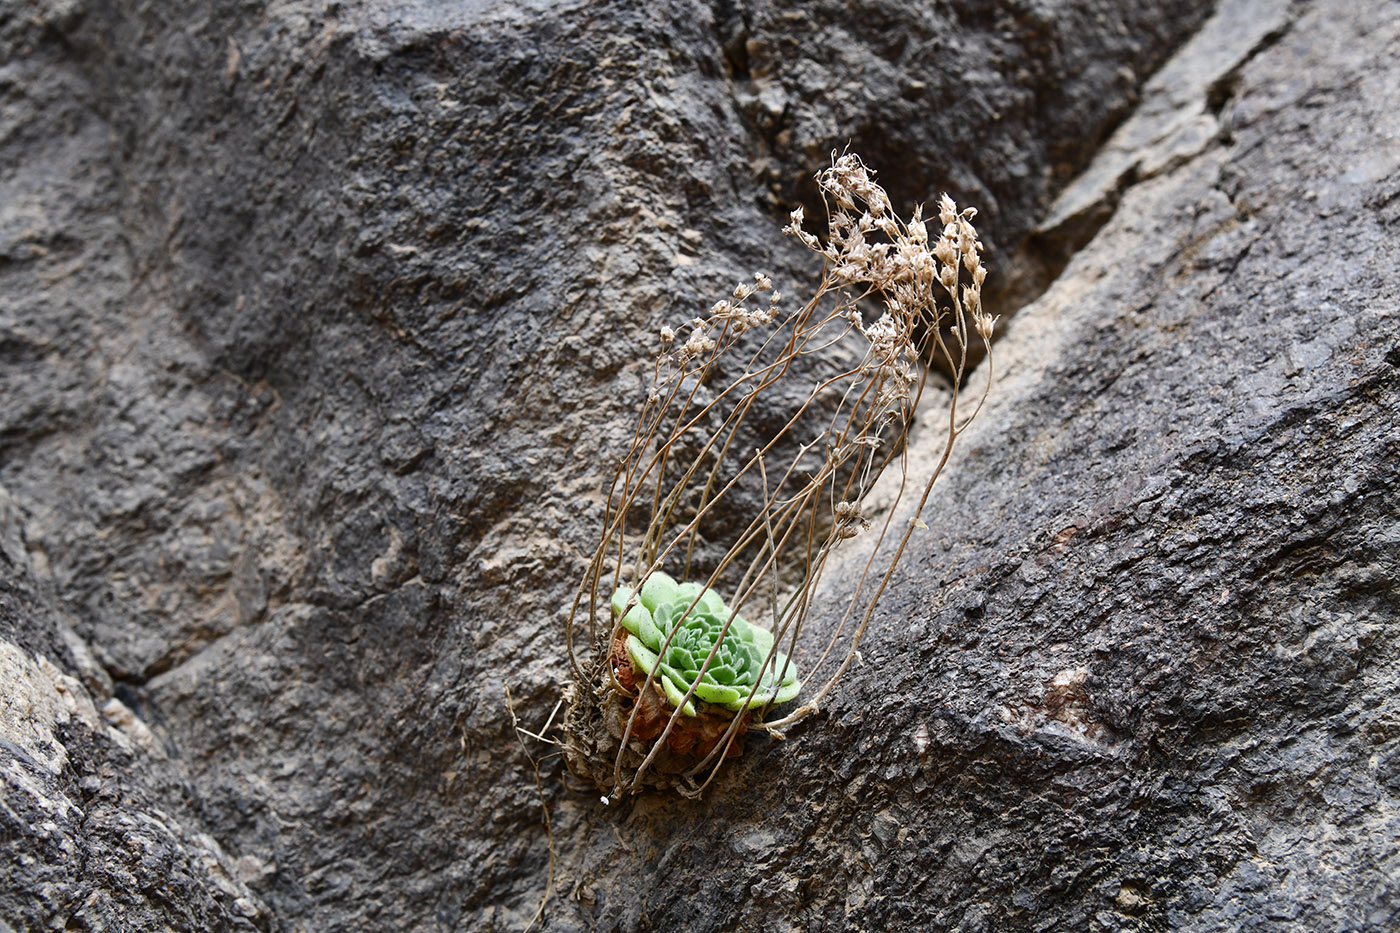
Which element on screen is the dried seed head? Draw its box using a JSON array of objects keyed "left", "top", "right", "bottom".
[
  {"left": 975, "top": 312, "right": 998, "bottom": 342},
  {"left": 961, "top": 285, "right": 980, "bottom": 313},
  {"left": 680, "top": 329, "right": 716, "bottom": 360},
  {"left": 938, "top": 193, "right": 957, "bottom": 226},
  {"left": 933, "top": 239, "right": 956, "bottom": 268}
]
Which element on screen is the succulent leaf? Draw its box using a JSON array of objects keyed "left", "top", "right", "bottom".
[
  {"left": 626, "top": 634, "right": 659, "bottom": 676},
  {"left": 612, "top": 587, "right": 662, "bottom": 647},
  {"left": 674, "top": 581, "right": 725, "bottom": 615},
  {"left": 659, "top": 670, "right": 698, "bottom": 717},
  {"left": 610, "top": 586, "right": 635, "bottom": 618},
  {"left": 693, "top": 680, "right": 742, "bottom": 705},
  {"left": 639, "top": 571, "right": 679, "bottom": 611},
  {"left": 772, "top": 677, "right": 801, "bottom": 705},
  {"left": 743, "top": 620, "right": 775, "bottom": 656}
]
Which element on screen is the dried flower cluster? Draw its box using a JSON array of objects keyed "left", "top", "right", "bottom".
[{"left": 564, "top": 153, "right": 994, "bottom": 799}]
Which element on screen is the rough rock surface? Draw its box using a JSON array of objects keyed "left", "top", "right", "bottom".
[
  {"left": 1, "top": 494, "right": 272, "bottom": 929},
  {"left": 2, "top": 0, "right": 1396, "bottom": 931}
]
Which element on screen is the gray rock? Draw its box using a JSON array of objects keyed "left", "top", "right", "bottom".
[
  {"left": 4, "top": 0, "right": 1396, "bottom": 930},
  {"left": 1, "top": 488, "right": 271, "bottom": 929}
]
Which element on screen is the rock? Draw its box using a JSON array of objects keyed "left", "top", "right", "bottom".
[
  {"left": 581, "top": 0, "right": 1399, "bottom": 930},
  {"left": 4, "top": 0, "right": 1396, "bottom": 930},
  {"left": 1, "top": 490, "right": 272, "bottom": 929}
]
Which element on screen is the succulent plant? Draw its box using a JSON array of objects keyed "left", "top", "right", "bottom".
[{"left": 611, "top": 572, "right": 800, "bottom": 717}]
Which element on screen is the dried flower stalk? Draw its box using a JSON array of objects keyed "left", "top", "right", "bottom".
[{"left": 564, "top": 153, "right": 996, "bottom": 799}]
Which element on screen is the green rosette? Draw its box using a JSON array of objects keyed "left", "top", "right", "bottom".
[{"left": 610, "top": 573, "right": 800, "bottom": 715}]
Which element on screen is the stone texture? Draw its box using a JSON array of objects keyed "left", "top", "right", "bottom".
[
  {"left": 3, "top": 0, "right": 1396, "bottom": 930},
  {"left": 1, "top": 490, "right": 272, "bottom": 930}
]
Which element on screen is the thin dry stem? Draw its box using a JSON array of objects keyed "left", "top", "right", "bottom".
[{"left": 506, "top": 684, "right": 560, "bottom": 931}]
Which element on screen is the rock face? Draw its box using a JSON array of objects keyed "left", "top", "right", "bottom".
[{"left": 2, "top": 0, "right": 1396, "bottom": 931}]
